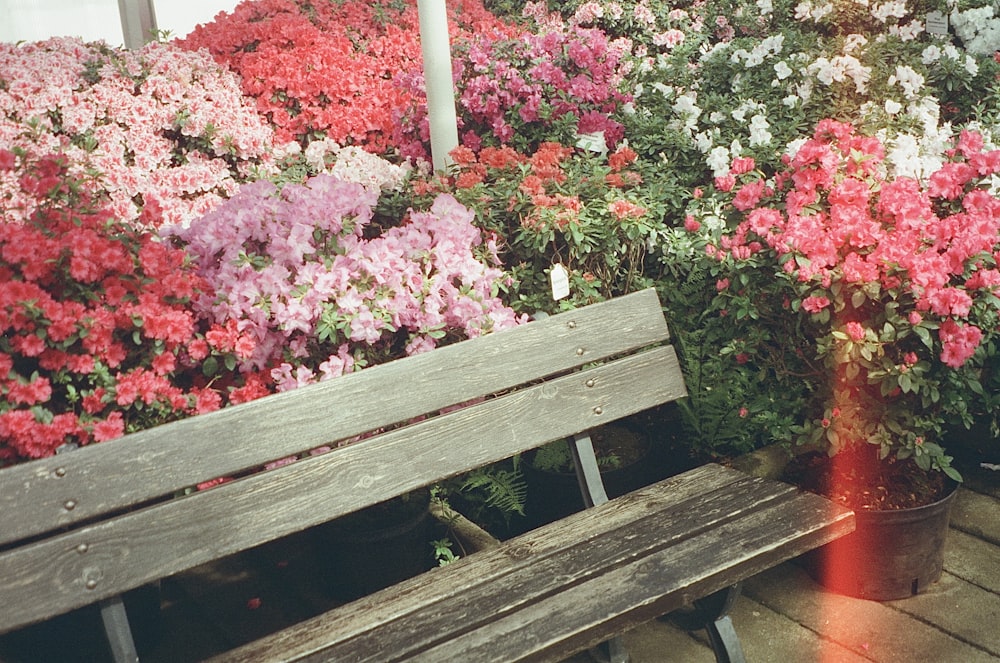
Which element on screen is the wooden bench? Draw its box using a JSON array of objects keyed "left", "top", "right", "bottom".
[{"left": 0, "top": 288, "right": 854, "bottom": 662}]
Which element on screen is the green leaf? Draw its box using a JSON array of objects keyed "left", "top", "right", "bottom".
[{"left": 202, "top": 355, "right": 219, "bottom": 377}]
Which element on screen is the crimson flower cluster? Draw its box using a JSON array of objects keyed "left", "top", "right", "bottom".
[
  {"left": 179, "top": 0, "right": 512, "bottom": 152},
  {"left": 0, "top": 150, "right": 250, "bottom": 466}
]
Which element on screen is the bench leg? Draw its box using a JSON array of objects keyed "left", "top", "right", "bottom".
[
  {"left": 587, "top": 636, "right": 630, "bottom": 663},
  {"left": 662, "top": 584, "right": 746, "bottom": 663},
  {"left": 571, "top": 431, "right": 609, "bottom": 507},
  {"left": 705, "top": 615, "right": 746, "bottom": 663},
  {"left": 572, "top": 433, "right": 628, "bottom": 663},
  {"left": 99, "top": 595, "right": 139, "bottom": 663}
]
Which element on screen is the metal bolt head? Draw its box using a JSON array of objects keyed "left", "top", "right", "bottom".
[
  {"left": 585, "top": 379, "right": 596, "bottom": 388},
  {"left": 64, "top": 500, "right": 77, "bottom": 511},
  {"left": 54, "top": 467, "right": 66, "bottom": 477},
  {"left": 593, "top": 406, "right": 604, "bottom": 415},
  {"left": 567, "top": 321, "right": 577, "bottom": 329},
  {"left": 76, "top": 543, "right": 89, "bottom": 554},
  {"left": 85, "top": 579, "right": 98, "bottom": 590}
]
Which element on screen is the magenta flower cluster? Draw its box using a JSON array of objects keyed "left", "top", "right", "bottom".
[{"left": 397, "top": 21, "right": 633, "bottom": 157}]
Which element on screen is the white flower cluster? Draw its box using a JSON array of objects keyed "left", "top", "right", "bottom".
[
  {"left": 881, "top": 128, "right": 952, "bottom": 180},
  {"left": 921, "top": 43, "right": 980, "bottom": 76},
  {"left": 808, "top": 54, "right": 871, "bottom": 93},
  {"left": 871, "top": 0, "right": 907, "bottom": 23},
  {"left": 672, "top": 92, "right": 703, "bottom": 136},
  {"left": 887, "top": 64, "right": 925, "bottom": 99},
  {"left": 950, "top": 5, "right": 1000, "bottom": 56},
  {"left": 794, "top": 0, "right": 834, "bottom": 22},
  {"left": 730, "top": 34, "right": 785, "bottom": 68},
  {"left": 291, "top": 138, "right": 410, "bottom": 193}
]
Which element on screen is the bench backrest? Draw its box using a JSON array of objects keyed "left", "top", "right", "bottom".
[{"left": 0, "top": 287, "right": 686, "bottom": 633}]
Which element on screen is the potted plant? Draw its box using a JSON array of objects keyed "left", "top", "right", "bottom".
[{"left": 681, "top": 118, "right": 1000, "bottom": 599}]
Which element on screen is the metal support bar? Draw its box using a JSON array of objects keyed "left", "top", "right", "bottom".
[
  {"left": 571, "top": 431, "right": 609, "bottom": 508},
  {"left": 572, "top": 432, "right": 627, "bottom": 662},
  {"left": 118, "top": 0, "right": 158, "bottom": 49},
  {"left": 99, "top": 595, "right": 139, "bottom": 663},
  {"left": 587, "top": 636, "right": 631, "bottom": 663},
  {"left": 705, "top": 615, "right": 747, "bottom": 663}
]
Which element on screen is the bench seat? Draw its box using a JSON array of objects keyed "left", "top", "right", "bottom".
[{"left": 213, "top": 463, "right": 853, "bottom": 662}]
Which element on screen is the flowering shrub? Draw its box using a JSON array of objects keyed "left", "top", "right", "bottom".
[
  {"left": 0, "top": 37, "right": 276, "bottom": 229},
  {"left": 397, "top": 10, "right": 633, "bottom": 157},
  {"left": 173, "top": 172, "right": 521, "bottom": 390},
  {"left": 179, "top": 0, "right": 514, "bottom": 153},
  {"left": 682, "top": 119, "right": 1000, "bottom": 481},
  {"left": 405, "top": 141, "right": 661, "bottom": 315},
  {"left": 0, "top": 150, "right": 250, "bottom": 466},
  {"left": 610, "top": 0, "right": 1000, "bottom": 223}
]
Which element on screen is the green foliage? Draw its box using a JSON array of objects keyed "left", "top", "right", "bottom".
[
  {"left": 460, "top": 465, "right": 527, "bottom": 517},
  {"left": 431, "top": 538, "right": 460, "bottom": 566}
]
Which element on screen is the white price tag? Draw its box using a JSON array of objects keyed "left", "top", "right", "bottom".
[
  {"left": 925, "top": 11, "right": 948, "bottom": 35},
  {"left": 550, "top": 264, "right": 570, "bottom": 301},
  {"left": 575, "top": 131, "right": 607, "bottom": 154}
]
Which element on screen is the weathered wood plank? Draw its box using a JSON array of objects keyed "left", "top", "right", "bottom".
[
  {"left": 0, "top": 288, "right": 670, "bottom": 547},
  {"left": 0, "top": 345, "right": 686, "bottom": 634},
  {"left": 210, "top": 464, "right": 742, "bottom": 663},
  {"left": 211, "top": 466, "right": 854, "bottom": 663},
  {"left": 390, "top": 496, "right": 853, "bottom": 663}
]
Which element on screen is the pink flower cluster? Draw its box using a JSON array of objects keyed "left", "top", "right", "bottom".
[
  {"left": 719, "top": 120, "right": 1000, "bottom": 369},
  {"left": 0, "top": 151, "right": 250, "bottom": 465},
  {"left": 174, "top": 173, "right": 522, "bottom": 391},
  {"left": 0, "top": 37, "right": 276, "bottom": 229},
  {"left": 689, "top": 119, "right": 1000, "bottom": 471}
]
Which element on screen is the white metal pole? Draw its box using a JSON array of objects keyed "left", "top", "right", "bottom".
[
  {"left": 417, "top": 0, "right": 460, "bottom": 172},
  {"left": 118, "top": 0, "right": 158, "bottom": 49}
]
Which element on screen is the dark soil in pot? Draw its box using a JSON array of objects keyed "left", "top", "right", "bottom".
[{"left": 782, "top": 448, "right": 951, "bottom": 511}]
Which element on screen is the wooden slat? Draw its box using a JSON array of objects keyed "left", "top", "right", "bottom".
[
  {"left": 209, "top": 464, "right": 746, "bottom": 662},
  {"left": 414, "top": 491, "right": 854, "bottom": 663},
  {"left": 211, "top": 465, "right": 855, "bottom": 663},
  {"left": 0, "top": 345, "right": 687, "bottom": 633},
  {"left": 0, "top": 288, "right": 669, "bottom": 546}
]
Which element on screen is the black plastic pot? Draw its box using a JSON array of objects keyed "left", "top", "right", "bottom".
[
  {"left": 311, "top": 491, "right": 436, "bottom": 602},
  {"left": 800, "top": 482, "right": 959, "bottom": 601}
]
